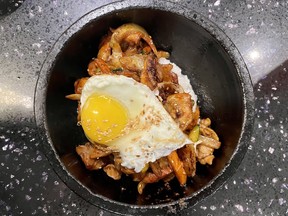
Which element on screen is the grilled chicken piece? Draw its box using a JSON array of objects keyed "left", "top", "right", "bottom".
[
  {"left": 177, "top": 144, "right": 197, "bottom": 177},
  {"left": 107, "top": 23, "right": 159, "bottom": 68},
  {"left": 196, "top": 135, "right": 221, "bottom": 165},
  {"left": 110, "top": 23, "right": 159, "bottom": 58},
  {"left": 200, "top": 118, "right": 211, "bottom": 127},
  {"left": 198, "top": 135, "right": 221, "bottom": 149},
  {"left": 149, "top": 157, "right": 173, "bottom": 178},
  {"left": 115, "top": 70, "right": 140, "bottom": 82},
  {"left": 97, "top": 33, "right": 112, "bottom": 62},
  {"left": 119, "top": 54, "right": 145, "bottom": 72},
  {"left": 156, "top": 63, "right": 178, "bottom": 83},
  {"left": 103, "top": 164, "right": 122, "bottom": 180},
  {"left": 137, "top": 157, "right": 174, "bottom": 194},
  {"left": 164, "top": 93, "right": 195, "bottom": 131},
  {"left": 75, "top": 142, "right": 112, "bottom": 170},
  {"left": 200, "top": 125, "right": 220, "bottom": 141},
  {"left": 156, "top": 82, "right": 183, "bottom": 102},
  {"left": 194, "top": 119, "right": 221, "bottom": 165},
  {"left": 76, "top": 146, "right": 104, "bottom": 170},
  {"left": 74, "top": 77, "right": 89, "bottom": 94},
  {"left": 140, "top": 55, "right": 158, "bottom": 90},
  {"left": 88, "top": 58, "right": 111, "bottom": 75},
  {"left": 196, "top": 146, "right": 215, "bottom": 165}
]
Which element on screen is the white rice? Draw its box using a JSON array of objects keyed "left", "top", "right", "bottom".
[{"left": 158, "top": 57, "right": 198, "bottom": 112}]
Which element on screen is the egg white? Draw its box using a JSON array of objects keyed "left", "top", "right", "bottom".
[{"left": 80, "top": 75, "right": 192, "bottom": 172}]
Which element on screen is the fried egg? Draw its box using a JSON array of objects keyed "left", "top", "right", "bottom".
[{"left": 80, "top": 75, "right": 192, "bottom": 172}]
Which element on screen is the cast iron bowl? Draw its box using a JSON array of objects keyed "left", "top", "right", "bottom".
[{"left": 34, "top": 0, "right": 254, "bottom": 215}]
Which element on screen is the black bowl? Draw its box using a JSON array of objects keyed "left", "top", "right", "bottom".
[{"left": 34, "top": 0, "right": 254, "bottom": 215}]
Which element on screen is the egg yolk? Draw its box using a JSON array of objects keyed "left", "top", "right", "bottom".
[{"left": 81, "top": 94, "right": 128, "bottom": 145}]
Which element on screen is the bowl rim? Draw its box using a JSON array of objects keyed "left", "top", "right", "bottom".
[{"left": 34, "top": 0, "right": 255, "bottom": 215}]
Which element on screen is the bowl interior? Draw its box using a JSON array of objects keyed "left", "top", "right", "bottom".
[{"left": 45, "top": 8, "right": 244, "bottom": 205}]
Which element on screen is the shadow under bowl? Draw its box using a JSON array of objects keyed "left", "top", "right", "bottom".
[{"left": 34, "top": 0, "right": 254, "bottom": 215}]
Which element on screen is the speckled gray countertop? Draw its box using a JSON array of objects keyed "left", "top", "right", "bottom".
[{"left": 0, "top": 0, "right": 287, "bottom": 215}]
